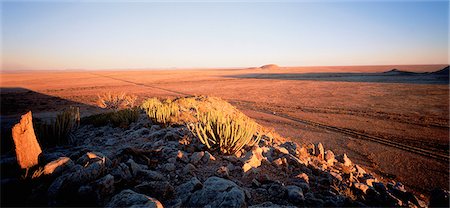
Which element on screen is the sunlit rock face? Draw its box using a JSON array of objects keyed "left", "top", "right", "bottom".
[{"left": 12, "top": 111, "right": 42, "bottom": 169}]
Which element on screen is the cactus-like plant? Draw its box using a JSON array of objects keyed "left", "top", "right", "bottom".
[
  {"left": 34, "top": 106, "right": 80, "bottom": 146},
  {"left": 141, "top": 98, "right": 180, "bottom": 127},
  {"left": 187, "top": 109, "right": 261, "bottom": 155}
]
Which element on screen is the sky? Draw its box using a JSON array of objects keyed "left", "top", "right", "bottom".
[{"left": 1, "top": 1, "right": 449, "bottom": 70}]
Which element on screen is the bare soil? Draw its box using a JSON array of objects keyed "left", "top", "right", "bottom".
[{"left": 1, "top": 65, "right": 448, "bottom": 199}]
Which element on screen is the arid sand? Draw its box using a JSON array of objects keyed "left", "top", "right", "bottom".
[{"left": 1, "top": 65, "right": 448, "bottom": 198}]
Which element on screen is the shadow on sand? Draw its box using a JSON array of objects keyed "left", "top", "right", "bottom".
[
  {"left": 0, "top": 87, "right": 103, "bottom": 153},
  {"left": 226, "top": 66, "right": 449, "bottom": 85}
]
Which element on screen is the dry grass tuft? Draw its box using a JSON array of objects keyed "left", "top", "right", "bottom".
[{"left": 97, "top": 92, "right": 137, "bottom": 110}]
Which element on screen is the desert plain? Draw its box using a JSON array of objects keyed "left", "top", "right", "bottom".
[{"left": 1, "top": 64, "right": 449, "bottom": 200}]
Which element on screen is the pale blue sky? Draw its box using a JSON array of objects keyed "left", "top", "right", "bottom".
[{"left": 1, "top": 1, "right": 448, "bottom": 70}]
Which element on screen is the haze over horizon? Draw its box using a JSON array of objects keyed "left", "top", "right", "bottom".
[{"left": 1, "top": 1, "right": 449, "bottom": 70}]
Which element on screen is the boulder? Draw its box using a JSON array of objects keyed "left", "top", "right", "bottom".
[
  {"left": 11, "top": 111, "right": 42, "bottom": 169},
  {"left": 106, "top": 189, "right": 163, "bottom": 208},
  {"left": 188, "top": 176, "right": 245, "bottom": 207}
]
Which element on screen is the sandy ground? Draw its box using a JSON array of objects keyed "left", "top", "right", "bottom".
[{"left": 1, "top": 65, "right": 448, "bottom": 199}]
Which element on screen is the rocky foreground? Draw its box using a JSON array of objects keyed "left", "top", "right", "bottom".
[{"left": 1, "top": 112, "right": 449, "bottom": 207}]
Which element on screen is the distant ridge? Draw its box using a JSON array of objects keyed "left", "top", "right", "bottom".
[
  {"left": 431, "top": 66, "right": 449, "bottom": 75},
  {"left": 382, "top": 68, "right": 417, "bottom": 75}
]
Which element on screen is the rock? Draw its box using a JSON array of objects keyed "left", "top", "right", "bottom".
[
  {"left": 48, "top": 160, "right": 106, "bottom": 205},
  {"left": 294, "top": 173, "right": 309, "bottom": 184},
  {"left": 252, "top": 179, "right": 261, "bottom": 187},
  {"left": 355, "top": 165, "right": 366, "bottom": 177},
  {"left": 89, "top": 174, "right": 115, "bottom": 205},
  {"left": 429, "top": 188, "right": 449, "bottom": 207},
  {"left": 135, "top": 181, "right": 175, "bottom": 200},
  {"left": 272, "top": 158, "right": 286, "bottom": 168},
  {"left": 190, "top": 151, "right": 205, "bottom": 164},
  {"left": 353, "top": 182, "right": 370, "bottom": 194},
  {"left": 337, "top": 154, "right": 352, "bottom": 167},
  {"left": 249, "top": 202, "right": 296, "bottom": 207},
  {"left": 306, "top": 143, "right": 315, "bottom": 155},
  {"left": 110, "top": 163, "right": 132, "bottom": 182},
  {"left": 126, "top": 158, "right": 142, "bottom": 176},
  {"left": 316, "top": 143, "right": 324, "bottom": 160},
  {"left": 202, "top": 151, "right": 216, "bottom": 163},
  {"left": 188, "top": 176, "right": 245, "bottom": 208},
  {"left": 280, "top": 141, "right": 299, "bottom": 155},
  {"left": 241, "top": 146, "right": 265, "bottom": 173},
  {"left": 182, "top": 163, "right": 197, "bottom": 176},
  {"left": 365, "top": 178, "right": 377, "bottom": 187},
  {"left": 39, "top": 152, "right": 66, "bottom": 165},
  {"left": 106, "top": 189, "right": 163, "bottom": 208},
  {"left": 324, "top": 150, "right": 335, "bottom": 166},
  {"left": 329, "top": 172, "right": 343, "bottom": 182},
  {"left": 267, "top": 181, "right": 287, "bottom": 199},
  {"left": 177, "top": 150, "right": 189, "bottom": 163},
  {"left": 286, "top": 185, "right": 305, "bottom": 204},
  {"left": 11, "top": 111, "right": 42, "bottom": 169},
  {"left": 372, "top": 182, "right": 387, "bottom": 194},
  {"left": 216, "top": 166, "right": 230, "bottom": 179},
  {"left": 163, "top": 163, "right": 176, "bottom": 172},
  {"left": 137, "top": 169, "right": 165, "bottom": 181},
  {"left": 43, "top": 157, "right": 74, "bottom": 176},
  {"left": 305, "top": 193, "right": 324, "bottom": 207},
  {"left": 274, "top": 146, "right": 289, "bottom": 155},
  {"left": 176, "top": 177, "right": 203, "bottom": 204}
]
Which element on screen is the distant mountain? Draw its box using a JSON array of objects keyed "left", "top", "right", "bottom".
[
  {"left": 430, "top": 66, "right": 449, "bottom": 75},
  {"left": 260, "top": 64, "right": 279, "bottom": 69},
  {"left": 382, "top": 69, "right": 418, "bottom": 75}
]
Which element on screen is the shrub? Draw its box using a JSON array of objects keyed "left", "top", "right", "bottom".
[
  {"left": 141, "top": 98, "right": 180, "bottom": 127},
  {"left": 34, "top": 106, "right": 80, "bottom": 147},
  {"left": 82, "top": 108, "right": 140, "bottom": 129},
  {"left": 187, "top": 109, "right": 262, "bottom": 155},
  {"left": 97, "top": 92, "right": 137, "bottom": 110}
]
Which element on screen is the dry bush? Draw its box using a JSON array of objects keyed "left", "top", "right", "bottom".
[
  {"left": 34, "top": 107, "right": 80, "bottom": 147},
  {"left": 97, "top": 92, "right": 137, "bottom": 110}
]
